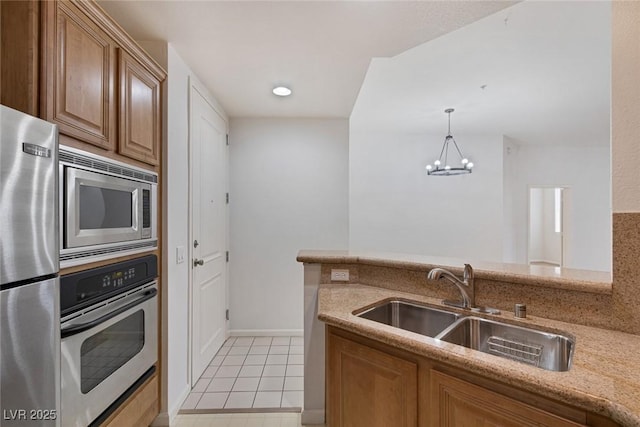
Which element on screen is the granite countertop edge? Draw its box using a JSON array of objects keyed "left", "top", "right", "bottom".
[
  {"left": 318, "top": 283, "right": 640, "bottom": 427},
  {"left": 298, "top": 250, "right": 612, "bottom": 295}
]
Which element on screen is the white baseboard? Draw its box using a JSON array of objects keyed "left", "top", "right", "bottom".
[
  {"left": 529, "top": 259, "right": 561, "bottom": 266},
  {"left": 152, "top": 384, "right": 191, "bottom": 426},
  {"left": 152, "top": 412, "right": 170, "bottom": 427},
  {"left": 172, "top": 384, "right": 192, "bottom": 420},
  {"left": 229, "top": 329, "right": 303, "bottom": 337},
  {"left": 301, "top": 409, "right": 325, "bottom": 425}
]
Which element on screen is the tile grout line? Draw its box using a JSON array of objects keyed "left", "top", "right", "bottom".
[{"left": 188, "top": 336, "right": 304, "bottom": 411}]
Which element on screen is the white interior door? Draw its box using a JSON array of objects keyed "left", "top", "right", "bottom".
[{"left": 190, "top": 82, "right": 228, "bottom": 384}]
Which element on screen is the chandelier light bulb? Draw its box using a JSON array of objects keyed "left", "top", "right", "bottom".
[
  {"left": 434, "top": 160, "right": 441, "bottom": 166},
  {"left": 466, "top": 162, "right": 474, "bottom": 169},
  {"left": 445, "top": 165, "right": 451, "bottom": 170},
  {"left": 461, "top": 158, "right": 469, "bottom": 165},
  {"left": 426, "top": 165, "right": 433, "bottom": 171}
]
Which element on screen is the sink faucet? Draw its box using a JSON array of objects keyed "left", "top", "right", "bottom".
[{"left": 427, "top": 264, "right": 475, "bottom": 309}]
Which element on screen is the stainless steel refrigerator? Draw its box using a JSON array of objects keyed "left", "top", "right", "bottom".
[{"left": 1, "top": 105, "right": 60, "bottom": 426}]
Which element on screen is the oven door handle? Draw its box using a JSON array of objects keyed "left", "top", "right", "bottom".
[{"left": 61, "top": 288, "right": 157, "bottom": 339}]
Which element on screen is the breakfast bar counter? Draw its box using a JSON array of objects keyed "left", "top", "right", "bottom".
[
  {"left": 317, "top": 282, "right": 640, "bottom": 426},
  {"left": 299, "top": 250, "right": 639, "bottom": 426}
]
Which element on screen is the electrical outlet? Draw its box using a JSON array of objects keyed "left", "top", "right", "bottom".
[
  {"left": 331, "top": 269, "right": 350, "bottom": 282},
  {"left": 176, "top": 246, "right": 185, "bottom": 264}
]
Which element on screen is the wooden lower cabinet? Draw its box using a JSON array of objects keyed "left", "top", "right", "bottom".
[
  {"left": 430, "top": 370, "right": 584, "bottom": 427},
  {"left": 328, "top": 331, "right": 418, "bottom": 427},
  {"left": 101, "top": 373, "right": 159, "bottom": 427},
  {"left": 326, "top": 326, "right": 618, "bottom": 427}
]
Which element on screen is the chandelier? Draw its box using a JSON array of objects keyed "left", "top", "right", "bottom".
[{"left": 425, "top": 108, "right": 474, "bottom": 176}]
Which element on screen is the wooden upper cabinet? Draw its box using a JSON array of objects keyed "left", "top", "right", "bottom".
[
  {"left": 429, "top": 370, "right": 586, "bottom": 427},
  {"left": 118, "top": 49, "right": 161, "bottom": 166},
  {"left": 327, "top": 330, "right": 418, "bottom": 427},
  {"left": 37, "top": 0, "right": 166, "bottom": 166},
  {"left": 42, "top": 0, "right": 116, "bottom": 150},
  {"left": 0, "top": 0, "right": 40, "bottom": 116}
]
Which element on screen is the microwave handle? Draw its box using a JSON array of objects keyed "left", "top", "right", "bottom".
[{"left": 61, "top": 288, "right": 157, "bottom": 338}]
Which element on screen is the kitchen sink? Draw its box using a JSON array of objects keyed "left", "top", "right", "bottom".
[
  {"left": 437, "top": 316, "right": 575, "bottom": 372},
  {"left": 355, "top": 300, "right": 575, "bottom": 372},
  {"left": 355, "top": 300, "right": 462, "bottom": 338}
]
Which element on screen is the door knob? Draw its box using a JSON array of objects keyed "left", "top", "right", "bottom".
[{"left": 193, "top": 259, "right": 204, "bottom": 267}]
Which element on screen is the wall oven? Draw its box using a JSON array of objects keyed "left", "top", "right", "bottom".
[
  {"left": 60, "top": 255, "right": 158, "bottom": 427},
  {"left": 59, "top": 146, "right": 157, "bottom": 267}
]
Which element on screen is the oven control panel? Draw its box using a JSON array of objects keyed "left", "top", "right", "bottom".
[
  {"left": 60, "top": 254, "right": 157, "bottom": 315},
  {"left": 100, "top": 266, "right": 138, "bottom": 291}
]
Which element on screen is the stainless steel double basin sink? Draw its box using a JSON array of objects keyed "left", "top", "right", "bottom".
[{"left": 354, "top": 299, "right": 574, "bottom": 372}]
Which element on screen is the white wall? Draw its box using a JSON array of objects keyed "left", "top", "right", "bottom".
[
  {"left": 528, "top": 188, "right": 544, "bottom": 262},
  {"left": 502, "top": 137, "right": 519, "bottom": 263},
  {"left": 504, "top": 143, "right": 611, "bottom": 271},
  {"left": 349, "top": 129, "right": 504, "bottom": 261},
  {"left": 229, "top": 118, "right": 349, "bottom": 333},
  {"left": 142, "top": 42, "right": 228, "bottom": 425},
  {"left": 162, "top": 44, "right": 191, "bottom": 424},
  {"left": 348, "top": 127, "right": 610, "bottom": 272}
]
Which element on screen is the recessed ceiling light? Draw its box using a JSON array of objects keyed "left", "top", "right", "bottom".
[{"left": 273, "top": 86, "right": 292, "bottom": 97}]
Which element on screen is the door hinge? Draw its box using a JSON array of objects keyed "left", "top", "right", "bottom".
[
  {"left": 226, "top": 193, "right": 229, "bottom": 204},
  {"left": 226, "top": 134, "right": 229, "bottom": 146},
  {"left": 226, "top": 251, "right": 229, "bottom": 262},
  {"left": 226, "top": 309, "right": 229, "bottom": 321}
]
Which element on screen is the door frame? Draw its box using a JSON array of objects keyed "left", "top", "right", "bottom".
[
  {"left": 526, "top": 184, "right": 571, "bottom": 268},
  {"left": 187, "top": 75, "right": 230, "bottom": 387}
]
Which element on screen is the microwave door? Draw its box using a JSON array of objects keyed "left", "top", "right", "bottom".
[{"left": 65, "top": 168, "right": 142, "bottom": 248}]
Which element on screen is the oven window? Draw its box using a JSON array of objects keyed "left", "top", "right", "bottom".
[
  {"left": 80, "top": 310, "right": 144, "bottom": 394},
  {"left": 79, "top": 186, "right": 132, "bottom": 229}
]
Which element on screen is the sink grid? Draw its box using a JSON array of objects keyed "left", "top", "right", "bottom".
[{"left": 487, "top": 336, "right": 543, "bottom": 367}]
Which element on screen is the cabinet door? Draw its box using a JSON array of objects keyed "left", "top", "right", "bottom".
[
  {"left": 429, "top": 370, "right": 586, "bottom": 427},
  {"left": 102, "top": 374, "right": 158, "bottom": 427},
  {"left": 42, "top": 0, "right": 116, "bottom": 149},
  {"left": 118, "top": 49, "right": 161, "bottom": 165},
  {"left": 327, "top": 331, "right": 417, "bottom": 427},
  {"left": 1, "top": 0, "right": 40, "bottom": 116}
]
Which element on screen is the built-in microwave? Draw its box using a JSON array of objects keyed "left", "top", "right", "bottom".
[{"left": 59, "top": 146, "right": 157, "bottom": 267}]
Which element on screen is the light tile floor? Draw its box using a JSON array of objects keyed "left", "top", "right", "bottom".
[
  {"left": 182, "top": 336, "right": 304, "bottom": 411},
  {"left": 175, "top": 413, "right": 325, "bottom": 427}
]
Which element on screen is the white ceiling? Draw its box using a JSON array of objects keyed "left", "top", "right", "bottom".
[
  {"left": 350, "top": 1, "right": 611, "bottom": 146},
  {"left": 98, "top": 0, "right": 516, "bottom": 118}
]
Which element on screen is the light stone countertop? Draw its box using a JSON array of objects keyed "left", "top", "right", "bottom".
[
  {"left": 318, "top": 283, "right": 640, "bottom": 427},
  {"left": 298, "top": 250, "right": 612, "bottom": 294}
]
